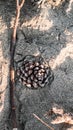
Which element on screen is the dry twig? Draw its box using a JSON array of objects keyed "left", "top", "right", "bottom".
[
  {"left": 10, "top": 0, "right": 25, "bottom": 130},
  {"left": 45, "top": 106, "right": 73, "bottom": 125},
  {"left": 51, "top": 107, "right": 73, "bottom": 125},
  {"left": 33, "top": 113, "right": 54, "bottom": 130}
]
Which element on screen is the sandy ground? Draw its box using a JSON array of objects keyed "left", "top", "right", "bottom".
[{"left": 0, "top": 0, "right": 73, "bottom": 130}]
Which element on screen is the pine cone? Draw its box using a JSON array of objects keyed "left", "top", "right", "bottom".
[{"left": 16, "top": 55, "right": 54, "bottom": 89}]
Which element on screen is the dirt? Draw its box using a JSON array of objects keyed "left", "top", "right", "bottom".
[{"left": 0, "top": 0, "right": 73, "bottom": 130}]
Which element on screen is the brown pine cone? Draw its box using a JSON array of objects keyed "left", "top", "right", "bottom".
[{"left": 16, "top": 55, "right": 54, "bottom": 89}]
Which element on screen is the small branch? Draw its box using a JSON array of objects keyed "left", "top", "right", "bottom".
[
  {"left": 51, "top": 107, "right": 73, "bottom": 125},
  {"left": 10, "top": 0, "right": 25, "bottom": 129},
  {"left": 19, "top": 0, "right": 25, "bottom": 8},
  {"left": 12, "top": 0, "right": 25, "bottom": 44},
  {"left": 16, "top": 0, "right": 19, "bottom": 7},
  {"left": 33, "top": 113, "right": 54, "bottom": 130}
]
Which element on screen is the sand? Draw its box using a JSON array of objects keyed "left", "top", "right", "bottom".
[{"left": 0, "top": 0, "right": 73, "bottom": 130}]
